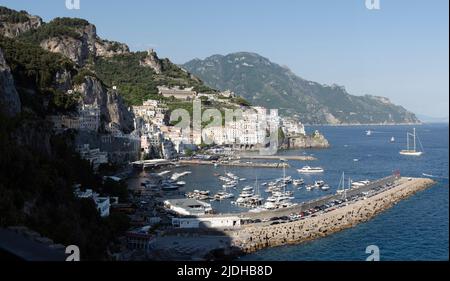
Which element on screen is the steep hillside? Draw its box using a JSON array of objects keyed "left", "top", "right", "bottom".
[
  {"left": 92, "top": 49, "right": 216, "bottom": 106},
  {"left": 183, "top": 52, "right": 420, "bottom": 125}
]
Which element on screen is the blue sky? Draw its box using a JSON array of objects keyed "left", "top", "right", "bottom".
[{"left": 1, "top": 0, "right": 448, "bottom": 117}]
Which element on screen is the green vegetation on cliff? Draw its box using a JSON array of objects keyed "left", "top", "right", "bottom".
[
  {"left": 0, "top": 6, "right": 30, "bottom": 23},
  {"left": 18, "top": 17, "right": 88, "bottom": 44},
  {"left": 92, "top": 52, "right": 216, "bottom": 106},
  {"left": 183, "top": 52, "right": 420, "bottom": 124},
  {"left": 0, "top": 36, "right": 79, "bottom": 114}
]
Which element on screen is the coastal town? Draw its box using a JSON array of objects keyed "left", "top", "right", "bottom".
[
  {"left": 46, "top": 83, "right": 327, "bottom": 168},
  {"left": 0, "top": 4, "right": 445, "bottom": 265},
  {"left": 10, "top": 82, "right": 426, "bottom": 261}
]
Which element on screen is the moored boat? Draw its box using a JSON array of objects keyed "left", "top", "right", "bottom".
[{"left": 297, "top": 166, "right": 324, "bottom": 173}]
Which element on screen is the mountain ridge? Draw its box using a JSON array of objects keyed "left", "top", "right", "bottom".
[{"left": 182, "top": 52, "right": 420, "bottom": 125}]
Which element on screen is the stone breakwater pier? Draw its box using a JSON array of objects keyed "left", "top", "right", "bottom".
[{"left": 229, "top": 177, "right": 435, "bottom": 254}]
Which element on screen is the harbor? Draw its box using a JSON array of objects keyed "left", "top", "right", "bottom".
[
  {"left": 232, "top": 177, "right": 435, "bottom": 255},
  {"left": 145, "top": 176, "right": 435, "bottom": 260},
  {"left": 123, "top": 124, "right": 448, "bottom": 260}
]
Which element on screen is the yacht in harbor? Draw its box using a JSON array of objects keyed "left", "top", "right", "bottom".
[
  {"left": 336, "top": 172, "right": 352, "bottom": 199},
  {"left": 297, "top": 166, "right": 324, "bottom": 173},
  {"left": 399, "top": 128, "right": 423, "bottom": 156},
  {"left": 292, "top": 178, "right": 304, "bottom": 186},
  {"left": 213, "top": 192, "right": 234, "bottom": 200},
  {"left": 351, "top": 180, "right": 370, "bottom": 188}
]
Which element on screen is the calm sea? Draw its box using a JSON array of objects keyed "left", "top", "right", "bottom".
[{"left": 130, "top": 124, "right": 449, "bottom": 260}]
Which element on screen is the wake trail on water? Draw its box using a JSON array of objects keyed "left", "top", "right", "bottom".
[{"left": 422, "top": 173, "right": 449, "bottom": 180}]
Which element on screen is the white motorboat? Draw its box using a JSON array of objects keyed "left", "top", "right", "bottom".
[
  {"left": 292, "top": 179, "right": 304, "bottom": 185},
  {"left": 262, "top": 201, "right": 277, "bottom": 210},
  {"left": 218, "top": 176, "right": 230, "bottom": 182},
  {"left": 222, "top": 183, "right": 236, "bottom": 189},
  {"left": 226, "top": 172, "right": 239, "bottom": 180},
  {"left": 321, "top": 184, "right": 330, "bottom": 191},
  {"left": 297, "top": 166, "right": 324, "bottom": 173},
  {"left": 213, "top": 192, "right": 234, "bottom": 200},
  {"left": 282, "top": 176, "right": 292, "bottom": 184},
  {"left": 351, "top": 180, "right": 370, "bottom": 188},
  {"left": 314, "top": 180, "right": 325, "bottom": 187}
]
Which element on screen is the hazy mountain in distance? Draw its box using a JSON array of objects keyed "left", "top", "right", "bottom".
[{"left": 183, "top": 52, "right": 420, "bottom": 125}]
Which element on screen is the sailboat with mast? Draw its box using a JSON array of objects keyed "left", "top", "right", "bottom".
[
  {"left": 336, "top": 172, "right": 348, "bottom": 198},
  {"left": 399, "top": 128, "right": 423, "bottom": 156}
]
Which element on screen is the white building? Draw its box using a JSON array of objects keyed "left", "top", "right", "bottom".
[
  {"left": 94, "top": 197, "right": 111, "bottom": 217},
  {"left": 77, "top": 144, "right": 108, "bottom": 170},
  {"left": 78, "top": 104, "right": 100, "bottom": 131},
  {"left": 200, "top": 106, "right": 280, "bottom": 146},
  {"left": 48, "top": 104, "right": 100, "bottom": 132},
  {"left": 219, "top": 90, "right": 235, "bottom": 98},
  {"left": 74, "top": 187, "right": 111, "bottom": 217},
  {"left": 281, "top": 117, "right": 305, "bottom": 136},
  {"left": 164, "top": 199, "right": 213, "bottom": 216},
  {"left": 157, "top": 86, "right": 197, "bottom": 100},
  {"left": 172, "top": 216, "right": 241, "bottom": 229},
  {"left": 133, "top": 100, "right": 168, "bottom": 126}
]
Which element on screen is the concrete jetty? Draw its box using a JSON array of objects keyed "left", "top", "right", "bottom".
[
  {"left": 229, "top": 177, "right": 435, "bottom": 254},
  {"left": 178, "top": 159, "right": 289, "bottom": 169},
  {"left": 238, "top": 155, "right": 316, "bottom": 161}
]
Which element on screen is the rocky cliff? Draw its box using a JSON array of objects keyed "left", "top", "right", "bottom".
[
  {"left": 75, "top": 76, "right": 134, "bottom": 133},
  {"left": 139, "top": 48, "right": 163, "bottom": 74},
  {"left": 0, "top": 7, "right": 42, "bottom": 38},
  {"left": 281, "top": 130, "right": 330, "bottom": 149},
  {"left": 16, "top": 17, "right": 130, "bottom": 66},
  {"left": 0, "top": 47, "right": 21, "bottom": 117}
]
